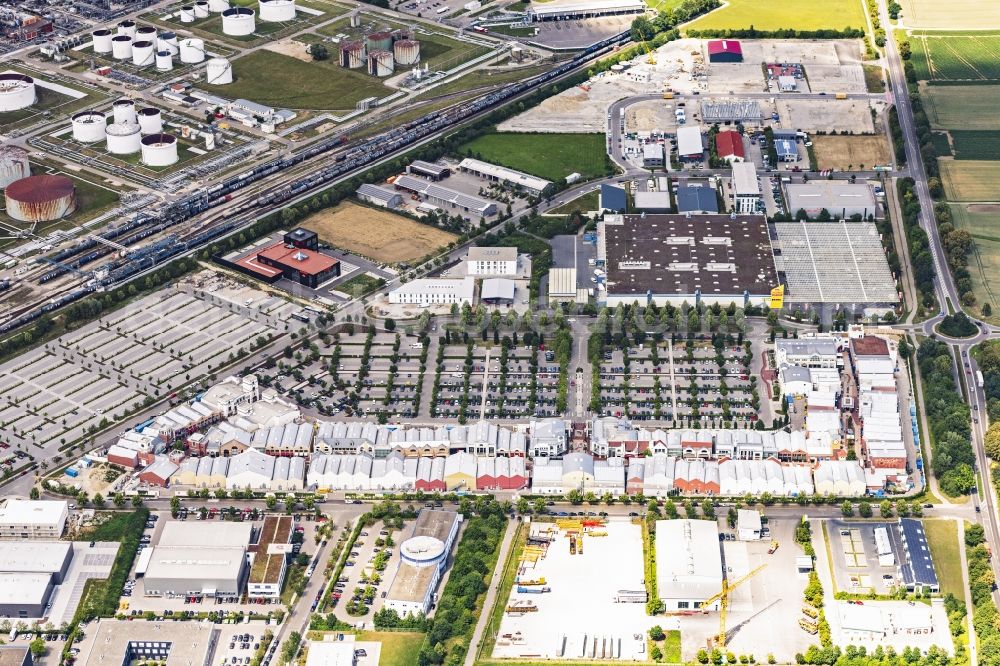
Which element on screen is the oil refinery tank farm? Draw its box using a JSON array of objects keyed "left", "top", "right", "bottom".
[
  {"left": 0, "top": 146, "right": 31, "bottom": 189},
  {"left": 4, "top": 175, "right": 77, "bottom": 223},
  {"left": 71, "top": 111, "right": 107, "bottom": 143},
  {"left": 0, "top": 73, "right": 36, "bottom": 112},
  {"left": 340, "top": 41, "right": 366, "bottom": 68},
  {"left": 221, "top": 7, "right": 255, "bottom": 36},
  {"left": 138, "top": 107, "right": 163, "bottom": 135},
  {"left": 393, "top": 39, "right": 420, "bottom": 66},
  {"left": 141, "top": 134, "right": 179, "bottom": 167},
  {"left": 92, "top": 29, "right": 113, "bottom": 54},
  {"left": 259, "top": 0, "right": 296, "bottom": 22}
]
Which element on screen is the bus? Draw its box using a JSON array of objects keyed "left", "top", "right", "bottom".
[
  {"left": 977, "top": 370, "right": 984, "bottom": 389},
  {"left": 436, "top": 6, "right": 448, "bottom": 13}
]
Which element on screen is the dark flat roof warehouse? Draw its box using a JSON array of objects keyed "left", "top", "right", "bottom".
[{"left": 602, "top": 214, "right": 777, "bottom": 298}]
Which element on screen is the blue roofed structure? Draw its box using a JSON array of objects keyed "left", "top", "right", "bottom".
[
  {"left": 600, "top": 183, "right": 627, "bottom": 212},
  {"left": 676, "top": 186, "right": 719, "bottom": 214},
  {"left": 898, "top": 518, "right": 939, "bottom": 593}
]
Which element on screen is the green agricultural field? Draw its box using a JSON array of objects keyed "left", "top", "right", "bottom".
[
  {"left": 952, "top": 204, "right": 1000, "bottom": 318},
  {"left": 941, "top": 161, "right": 1000, "bottom": 201},
  {"left": 458, "top": 133, "right": 610, "bottom": 183},
  {"left": 683, "top": 0, "right": 864, "bottom": 32},
  {"left": 923, "top": 85, "right": 1000, "bottom": 130},
  {"left": 950, "top": 131, "right": 1000, "bottom": 160},
  {"left": 198, "top": 50, "right": 390, "bottom": 111},
  {"left": 931, "top": 131, "right": 951, "bottom": 157},
  {"left": 900, "top": 0, "right": 1000, "bottom": 31},
  {"left": 908, "top": 31, "right": 1000, "bottom": 81}
]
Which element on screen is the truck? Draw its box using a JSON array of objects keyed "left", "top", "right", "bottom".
[
  {"left": 768, "top": 540, "right": 780, "bottom": 554},
  {"left": 516, "top": 586, "right": 551, "bottom": 594},
  {"left": 662, "top": 92, "right": 674, "bottom": 100},
  {"left": 835, "top": 92, "right": 848, "bottom": 100},
  {"left": 977, "top": 370, "right": 984, "bottom": 389}
]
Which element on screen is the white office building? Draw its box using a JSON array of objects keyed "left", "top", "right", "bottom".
[
  {"left": 0, "top": 500, "right": 69, "bottom": 540},
  {"left": 389, "top": 278, "right": 475, "bottom": 306},
  {"left": 732, "top": 163, "right": 760, "bottom": 214},
  {"left": 467, "top": 247, "right": 518, "bottom": 276}
]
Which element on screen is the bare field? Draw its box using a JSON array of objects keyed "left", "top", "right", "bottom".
[
  {"left": 301, "top": 201, "right": 458, "bottom": 263},
  {"left": 923, "top": 84, "right": 1000, "bottom": 130},
  {"left": 900, "top": 0, "right": 1000, "bottom": 30},
  {"left": 942, "top": 161, "right": 1000, "bottom": 202},
  {"left": 811, "top": 135, "right": 892, "bottom": 170}
]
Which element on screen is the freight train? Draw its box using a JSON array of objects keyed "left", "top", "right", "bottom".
[{"left": 4, "top": 31, "right": 630, "bottom": 336}]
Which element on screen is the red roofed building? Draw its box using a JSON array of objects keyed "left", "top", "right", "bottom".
[
  {"left": 707, "top": 39, "right": 743, "bottom": 62},
  {"left": 715, "top": 130, "right": 745, "bottom": 162},
  {"left": 256, "top": 243, "right": 340, "bottom": 288}
]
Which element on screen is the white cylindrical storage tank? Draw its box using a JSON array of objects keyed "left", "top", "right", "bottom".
[
  {"left": 393, "top": 39, "right": 420, "bottom": 66},
  {"left": 71, "top": 111, "right": 107, "bottom": 143},
  {"left": 117, "top": 20, "right": 137, "bottom": 38},
  {"left": 157, "top": 31, "right": 179, "bottom": 55},
  {"left": 131, "top": 40, "right": 155, "bottom": 67},
  {"left": 205, "top": 57, "right": 233, "bottom": 85},
  {"left": 179, "top": 6, "right": 195, "bottom": 23},
  {"left": 195, "top": 1, "right": 210, "bottom": 18},
  {"left": 141, "top": 133, "right": 178, "bottom": 167},
  {"left": 259, "top": 0, "right": 295, "bottom": 22},
  {"left": 155, "top": 50, "right": 173, "bottom": 71},
  {"left": 0, "top": 73, "right": 35, "bottom": 112},
  {"left": 105, "top": 122, "right": 141, "bottom": 155},
  {"left": 179, "top": 38, "right": 205, "bottom": 63},
  {"left": 221, "top": 7, "right": 255, "bottom": 36},
  {"left": 92, "top": 29, "right": 113, "bottom": 54},
  {"left": 113, "top": 98, "right": 137, "bottom": 125},
  {"left": 136, "top": 25, "right": 158, "bottom": 41},
  {"left": 0, "top": 146, "right": 31, "bottom": 189},
  {"left": 138, "top": 107, "right": 163, "bottom": 135},
  {"left": 367, "top": 49, "right": 394, "bottom": 77},
  {"left": 209, "top": 0, "right": 230, "bottom": 11},
  {"left": 111, "top": 35, "right": 132, "bottom": 61}
]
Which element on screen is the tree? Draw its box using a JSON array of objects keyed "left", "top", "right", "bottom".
[
  {"left": 170, "top": 496, "right": 181, "bottom": 518},
  {"left": 308, "top": 43, "right": 330, "bottom": 61},
  {"left": 29, "top": 487, "right": 39, "bottom": 500},
  {"left": 29, "top": 637, "right": 46, "bottom": 658},
  {"left": 840, "top": 500, "right": 854, "bottom": 517},
  {"left": 858, "top": 501, "right": 872, "bottom": 518},
  {"left": 113, "top": 492, "right": 126, "bottom": 508},
  {"left": 266, "top": 495, "right": 278, "bottom": 510},
  {"left": 384, "top": 318, "right": 396, "bottom": 332},
  {"left": 649, "top": 625, "right": 665, "bottom": 641},
  {"left": 879, "top": 499, "right": 893, "bottom": 519},
  {"left": 966, "top": 523, "right": 985, "bottom": 547},
  {"left": 131, "top": 494, "right": 144, "bottom": 508},
  {"left": 985, "top": 422, "right": 1000, "bottom": 459}
]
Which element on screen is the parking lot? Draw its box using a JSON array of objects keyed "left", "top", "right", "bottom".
[
  {"left": 325, "top": 520, "right": 402, "bottom": 627},
  {"left": 0, "top": 275, "right": 288, "bottom": 450},
  {"left": 824, "top": 519, "right": 904, "bottom": 596},
  {"left": 596, "top": 338, "right": 759, "bottom": 425}
]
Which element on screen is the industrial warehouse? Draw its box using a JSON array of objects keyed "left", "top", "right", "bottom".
[
  {"left": 383, "top": 509, "right": 461, "bottom": 617},
  {"left": 598, "top": 213, "right": 778, "bottom": 307}
]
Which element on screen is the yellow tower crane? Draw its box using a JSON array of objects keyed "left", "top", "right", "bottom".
[
  {"left": 642, "top": 39, "right": 656, "bottom": 65},
  {"left": 699, "top": 564, "right": 767, "bottom": 649}
]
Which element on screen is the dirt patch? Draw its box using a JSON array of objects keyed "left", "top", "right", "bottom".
[
  {"left": 811, "top": 134, "right": 892, "bottom": 170},
  {"left": 968, "top": 204, "right": 1000, "bottom": 213},
  {"left": 263, "top": 39, "right": 313, "bottom": 62},
  {"left": 301, "top": 200, "right": 458, "bottom": 263}
]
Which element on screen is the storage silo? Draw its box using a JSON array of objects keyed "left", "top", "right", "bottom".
[
  {"left": 105, "top": 122, "right": 142, "bottom": 154},
  {"left": 367, "top": 49, "right": 394, "bottom": 77},
  {"left": 339, "top": 41, "right": 365, "bottom": 68},
  {"left": 365, "top": 31, "right": 392, "bottom": 52},
  {"left": 117, "top": 20, "right": 137, "bottom": 38},
  {"left": 179, "top": 38, "right": 205, "bottom": 63},
  {"left": 194, "top": 1, "right": 210, "bottom": 18},
  {"left": 138, "top": 107, "right": 163, "bottom": 135},
  {"left": 71, "top": 111, "right": 107, "bottom": 143},
  {"left": 92, "top": 29, "right": 113, "bottom": 54},
  {"left": 0, "top": 73, "right": 35, "bottom": 112},
  {"left": 259, "top": 0, "right": 296, "bottom": 22},
  {"left": 157, "top": 31, "right": 179, "bottom": 55},
  {"left": 155, "top": 50, "right": 173, "bottom": 71},
  {"left": 0, "top": 146, "right": 31, "bottom": 189},
  {"left": 209, "top": 0, "right": 230, "bottom": 11},
  {"left": 111, "top": 35, "right": 132, "bottom": 61},
  {"left": 391, "top": 28, "right": 411, "bottom": 42},
  {"left": 113, "top": 98, "right": 137, "bottom": 124},
  {"left": 221, "top": 8, "right": 255, "bottom": 36},
  {"left": 4, "top": 175, "right": 76, "bottom": 223},
  {"left": 136, "top": 25, "right": 158, "bottom": 41},
  {"left": 179, "top": 6, "right": 195, "bottom": 23},
  {"left": 393, "top": 39, "right": 420, "bottom": 66},
  {"left": 131, "top": 40, "right": 155, "bottom": 67},
  {"left": 141, "top": 133, "right": 179, "bottom": 167},
  {"left": 205, "top": 57, "right": 233, "bottom": 85}
]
